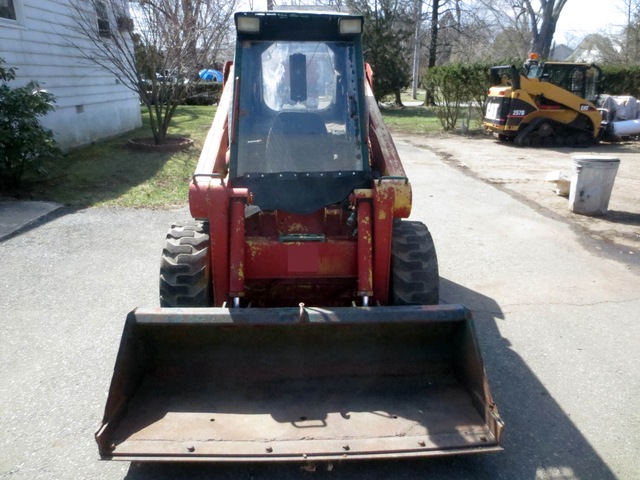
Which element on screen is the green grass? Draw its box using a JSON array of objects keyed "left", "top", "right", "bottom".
[
  {"left": 381, "top": 105, "right": 442, "bottom": 135},
  {"left": 19, "top": 104, "right": 442, "bottom": 208},
  {"left": 399, "top": 89, "right": 427, "bottom": 104},
  {"left": 24, "top": 105, "right": 215, "bottom": 208}
]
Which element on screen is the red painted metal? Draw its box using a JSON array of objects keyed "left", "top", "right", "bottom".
[
  {"left": 229, "top": 198, "right": 246, "bottom": 298},
  {"left": 231, "top": 77, "right": 241, "bottom": 146},
  {"left": 189, "top": 181, "right": 229, "bottom": 306},
  {"left": 244, "top": 240, "right": 356, "bottom": 279},
  {"left": 242, "top": 207, "right": 358, "bottom": 289},
  {"left": 356, "top": 199, "right": 373, "bottom": 298},
  {"left": 372, "top": 181, "right": 395, "bottom": 305},
  {"left": 187, "top": 65, "right": 416, "bottom": 308},
  {"left": 244, "top": 209, "right": 351, "bottom": 238},
  {"left": 189, "top": 181, "right": 252, "bottom": 307},
  {"left": 222, "top": 60, "right": 233, "bottom": 85},
  {"left": 97, "top": 15, "right": 504, "bottom": 465},
  {"left": 365, "top": 81, "right": 407, "bottom": 181}
]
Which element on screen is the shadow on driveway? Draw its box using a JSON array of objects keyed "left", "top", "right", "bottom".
[{"left": 119, "top": 278, "right": 616, "bottom": 480}]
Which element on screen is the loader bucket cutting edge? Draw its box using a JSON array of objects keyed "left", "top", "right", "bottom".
[{"left": 96, "top": 305, "right": 503, "bottom": 462}]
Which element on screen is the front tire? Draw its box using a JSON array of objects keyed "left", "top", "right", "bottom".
[
  {"left": 159, "top": 221, "right": 212, "bottom": 307},
  {"left": 390, "top": 220, "right": 439, "bottom": 305}
]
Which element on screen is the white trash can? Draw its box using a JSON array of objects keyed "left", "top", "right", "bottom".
[{"left": 569, "top": 156, "right": 620, "bottom": 216}]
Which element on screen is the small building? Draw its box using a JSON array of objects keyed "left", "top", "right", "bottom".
[
  {"left": 568, "top": 34, "right": 619, "bottom": 64},
  {"left": 0, "top": 0, "right": 141, "bottom": 149},
  {"left": 549, "top": 43, "right": 574, "bottom": 61}
]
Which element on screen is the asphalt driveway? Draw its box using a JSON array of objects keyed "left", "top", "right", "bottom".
[{"left": 1, "top": 140, "right": 638, "bottom": 479}]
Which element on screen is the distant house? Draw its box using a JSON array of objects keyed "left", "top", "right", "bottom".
[
  {"left": 0, "top": 0, "right": 141, "bottom": 149},
  {"left": 568, "top": 34, "right": 619, "bottom": 64},
  {"left": 549, "top": 43, "right": 574, "bottom": 61}
]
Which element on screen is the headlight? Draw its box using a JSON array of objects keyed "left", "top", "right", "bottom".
[
  {"left": 339, "top": 18, "right": 362, "bottom": 34},
  {"left": 237, "top": 16, "right": 260, "bottom": 33}
]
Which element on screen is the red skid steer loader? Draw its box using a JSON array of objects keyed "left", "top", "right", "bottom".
[{"left": 96, "top": 11, "right": 504, "bottom": 463}]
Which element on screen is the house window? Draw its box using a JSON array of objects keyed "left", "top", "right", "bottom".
[
  {"left": 95, "top": 1, "right": 111, "bottom": 38},
  {"left": 0, "top": 0, "right": 16, "bottom": 20}
]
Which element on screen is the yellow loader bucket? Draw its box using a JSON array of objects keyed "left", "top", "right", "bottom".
[{"left": 96, "top": 305, "right": 503, "bottom": 462}]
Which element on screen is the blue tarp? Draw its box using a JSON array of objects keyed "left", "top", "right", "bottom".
[{"left": 199, "top": 69, "right": 223, "bottom": 82}]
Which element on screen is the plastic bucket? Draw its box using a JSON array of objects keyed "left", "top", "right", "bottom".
[{"left": 569, "top": 156, "right": 620, "bottom": 216}]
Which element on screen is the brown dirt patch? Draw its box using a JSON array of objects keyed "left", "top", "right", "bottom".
[{"left": 127, "top": 136, "right": 194, "bottom": 152}]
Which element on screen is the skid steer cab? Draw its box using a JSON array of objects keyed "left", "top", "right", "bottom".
[
  {"left": 96, "top": 11, "right": 504, "bottom": 463},
  {"left": 483, "top": 56, "right": 605, "bottom": 147}
]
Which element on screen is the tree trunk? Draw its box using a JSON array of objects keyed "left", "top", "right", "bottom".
[
  {"left": 425, "top": 0, "right": 440, "bottom": 106},
  {"left": 528, "top": 0, "right": 568, "bottom": 59},
  {"left": 182, "top": 0, "right": 198, "bottom": 66},
  {"left": 394, "top": 89, "right": 404, "bottom": 107},
  {"left": 428, "top": 0, "right": 440, "bottom": 69}
]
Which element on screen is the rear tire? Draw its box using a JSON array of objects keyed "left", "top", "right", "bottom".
[
  {"left": 160, "top": 221, "right": 213, "bottom": 307},
  {"left": 390, "top": 220, "right": 439, "bottom": 305}
]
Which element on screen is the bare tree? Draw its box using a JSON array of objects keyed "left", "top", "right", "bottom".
[
  {"left": 69, "top": 0, "right": 236, "bottom": 145},
  {"left": 619, "top": 0, "right": 640, "bottom": 63},
  {"left": 480, "top": 0, "right": 569, "bottom": 60},
  {"left": 421, "top": 0, "right": 475, "bottom": 103},
  {"left": 526, "top": 0, "right": 568, "bottom": 58},
  {"left": 427, "top": 0, "right": 442, "bottom": 70},
  {"left": 437, "top": 3, "right": 499, "bottom": 63}
]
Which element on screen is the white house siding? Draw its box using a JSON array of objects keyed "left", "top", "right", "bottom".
[{"left": 0, "top": 0, "right": 141, "bottom": 149}]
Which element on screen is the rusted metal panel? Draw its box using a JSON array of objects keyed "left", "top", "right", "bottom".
[
  {"left": 243, "top": 205, "right": 359, "bottom": 285},
  {"left": 245, "top": 209, "right": 352, "bottom": 239},
  {"left": 96, "top": 305, "right": 504, "bottom": 462},
  {"left": 366, "top": 82, "right": 406, "bottom": 179},
  {"left": 356, "top": 200, "right": 373, "bottom": 297},
  {"left": 229, "top": 198, "right": 246, "bottom": 297},
  {"left": 106, "top": 430, "right": 502, "bottom": 462},
  {"left": 372, "top": 181, "right": 394, "bottom": 305},
  {"left": 189, "top": 184, "right": 251, "bottom": 306},
  {"left": 365, "top": 80, "right": 412, "bottom": 219},
  {"left": 189, "top": 182, "right": 230, "bottom": 305},
  {"left": 129, "top": 304, "right": 472, "bottom": 324}
]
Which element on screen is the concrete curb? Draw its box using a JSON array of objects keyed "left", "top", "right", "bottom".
[{"left": 0, "top": 201, "right": 63, "bottom": 241}]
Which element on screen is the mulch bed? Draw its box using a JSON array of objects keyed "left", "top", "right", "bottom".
[{"left": 127, "top": 136, "right": 194, "bottom": 152}]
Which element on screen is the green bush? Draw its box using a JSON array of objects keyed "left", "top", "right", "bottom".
[
  {"left": 0, "top": 59, "right": 60, "bottom": 189},
  {"left": 184, "top": 82, "right": 223, "bottom": 105},
  {"left": 425, "top": 63, "right": 491, "bottom": 131},
  {"left": 599, "top": 66, "right": 640, "bottom": 98}
]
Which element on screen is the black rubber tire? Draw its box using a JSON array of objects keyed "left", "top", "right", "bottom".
[
  {"left": 390, "top": 220, "right": 439, "bottom": 305},
  {"left": 159, "top": 221, "right": 213, "bottom": 307}
]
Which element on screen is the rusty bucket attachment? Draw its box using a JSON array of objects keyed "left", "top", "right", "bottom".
[{"left": 96, "top": 305, "right": 503, "bottom": 462}]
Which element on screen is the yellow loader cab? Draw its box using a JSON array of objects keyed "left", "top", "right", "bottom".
[{"left": 483, "top": 59, "right": 606, "bottom": 147}]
